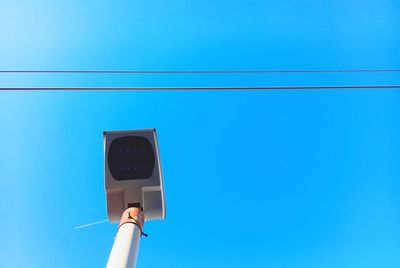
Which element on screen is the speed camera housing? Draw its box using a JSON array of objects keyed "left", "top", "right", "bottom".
[{"left": 104, "top": 129, "right": 166, "bottom": 222}]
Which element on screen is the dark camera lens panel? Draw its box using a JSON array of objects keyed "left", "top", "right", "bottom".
[{"left": 108, "top": 136, "right": 155, "bottom": 180}]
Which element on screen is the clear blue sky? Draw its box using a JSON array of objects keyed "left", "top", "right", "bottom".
[{"left": 1, "top": 1, "right": 400, "bottom": 267}]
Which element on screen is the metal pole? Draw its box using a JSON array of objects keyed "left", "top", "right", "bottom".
[{"left": 106, "top": 208, "right": 145, "bottom": 268}]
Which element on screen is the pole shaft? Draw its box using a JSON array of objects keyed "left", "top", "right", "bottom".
[
  {"left": 106, "top": 208, "right": 145, "bottom": 268},
  {"left": 106, "top": 224, "right": 141, "bottom": 268}
]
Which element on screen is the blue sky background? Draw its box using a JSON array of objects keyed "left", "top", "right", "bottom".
[{"left": 1, "top": 1, "right": 400, "bottom": 267}]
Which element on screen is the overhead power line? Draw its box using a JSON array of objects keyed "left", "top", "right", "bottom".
[
  {"left": 1, "top": 69, "right": 400, "bottom": 74},
  {"left": 2, "top": 70, "right": 399, "bottom": 90},
  {"left": 1, "top": 85, "right": 400, "bottom": 90}
]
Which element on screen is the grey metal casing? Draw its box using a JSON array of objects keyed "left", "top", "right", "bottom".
[{"left": 104, "top": 129, "right": 166, "bottom": 222}]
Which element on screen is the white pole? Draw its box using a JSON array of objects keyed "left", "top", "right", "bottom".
[{"left": 106, "top": 208, "right": 145, "bottom": 268}]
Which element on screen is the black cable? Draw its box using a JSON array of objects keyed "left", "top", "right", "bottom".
[
  {"left": 0, "top": 69, "right": 400, "bottom": 74},
  {"left": 1, "top": 85, "right": 400, "bottom": 90}
]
